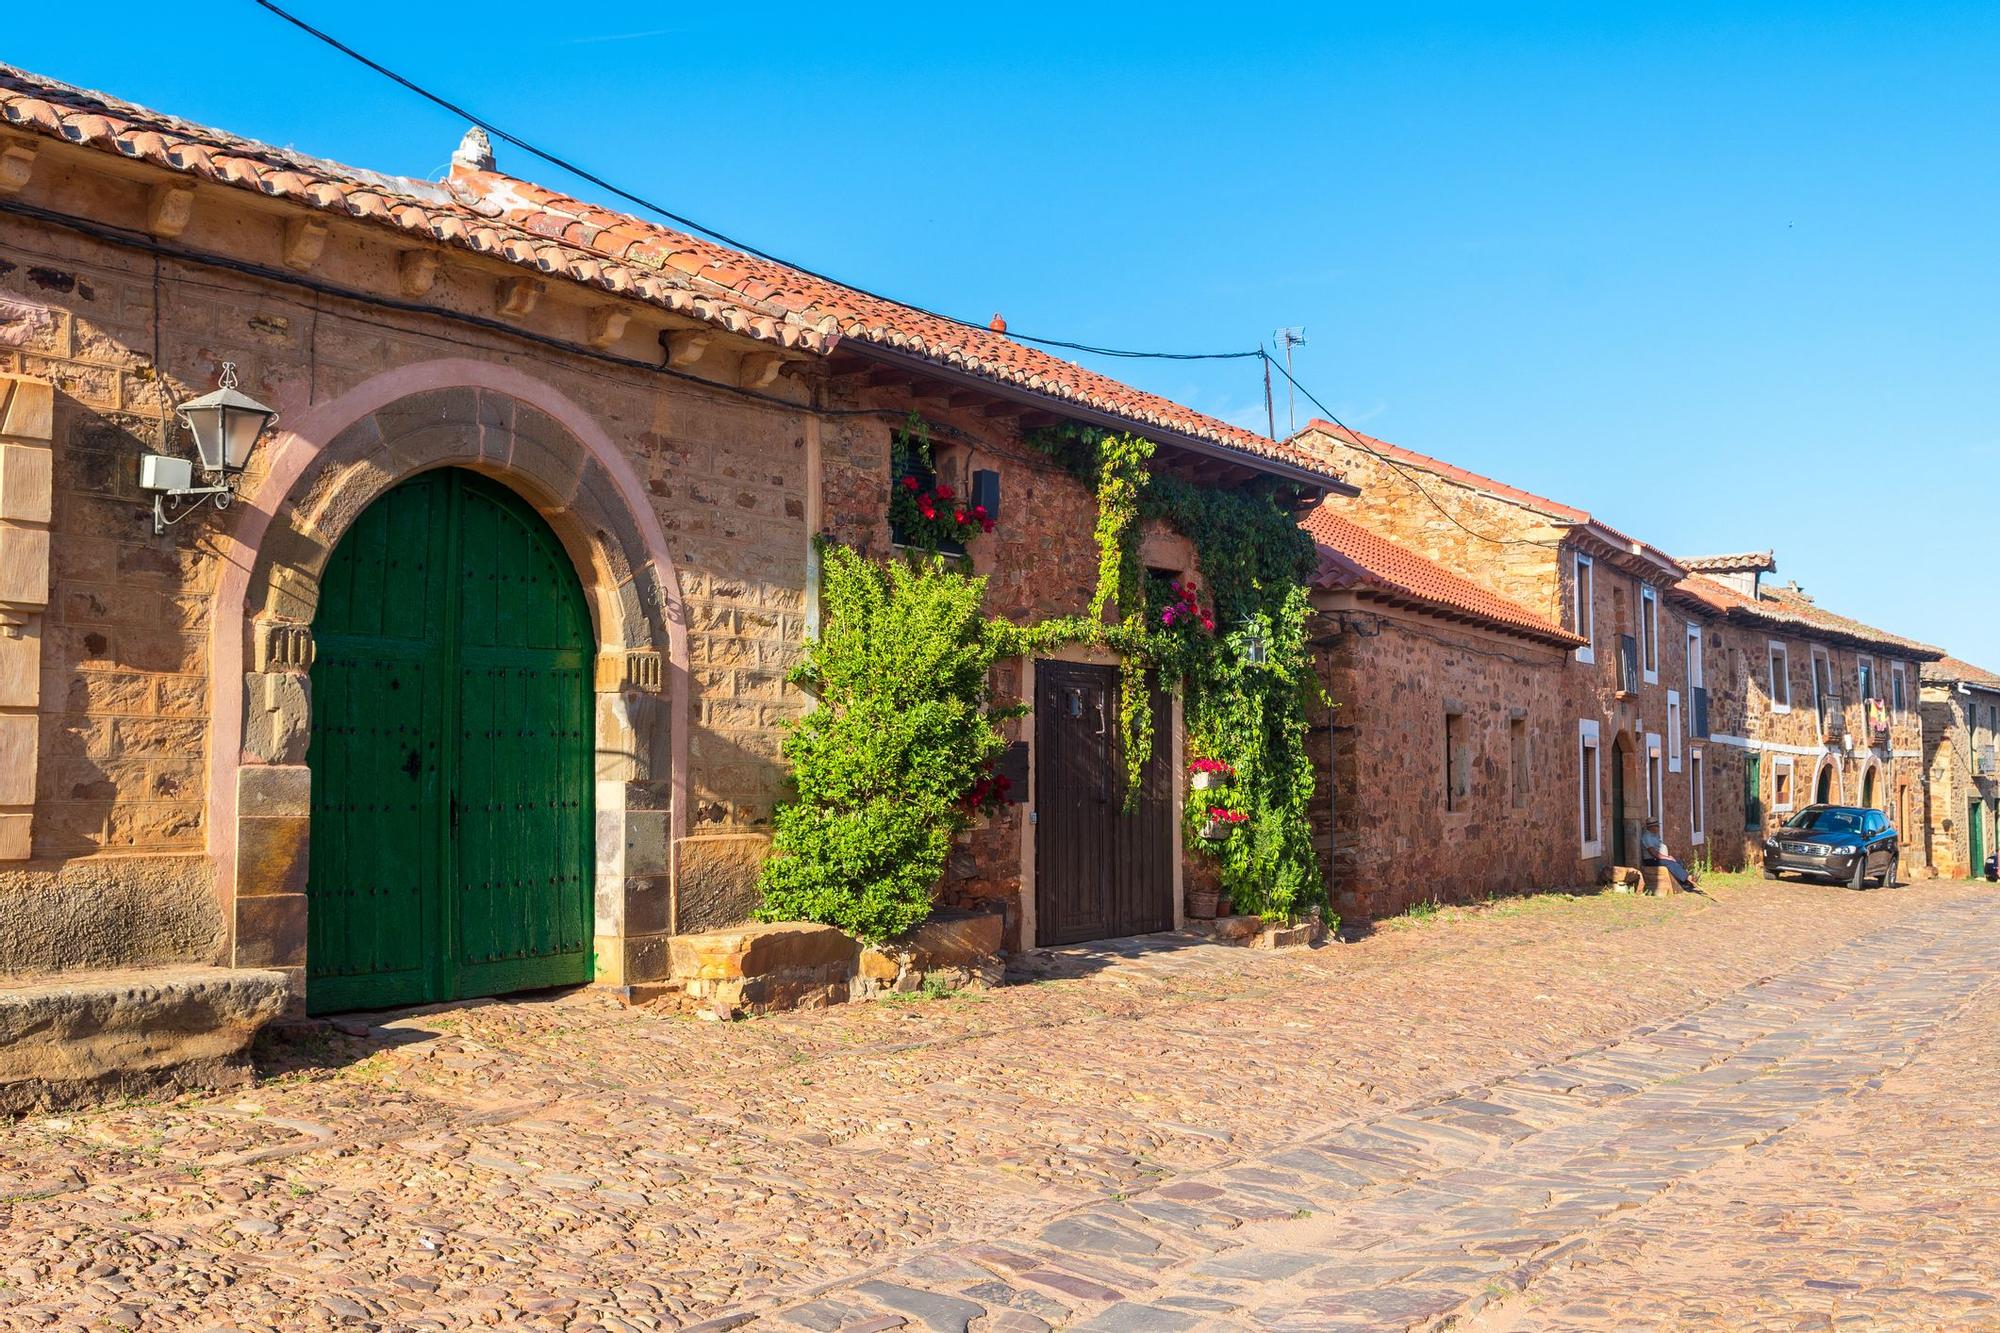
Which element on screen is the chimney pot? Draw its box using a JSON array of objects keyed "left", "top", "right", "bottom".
[
  {"left": 989, "top": 313, "right": 1007, "bottom": 333},
  {"left": 452, "top": 127, "right": 496, "bottom": 174}
]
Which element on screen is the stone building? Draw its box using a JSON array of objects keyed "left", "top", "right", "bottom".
[
  {"left": 1303, "top": 508, "right": 1587, "bottom": 917},
  {"left": 1293, "top": 422, "right": 1710, "bottom": 891},
  {"left": 1919, "top": 655, "right": 2000, "bottom": 877},
  {"left": 1673, "top": 554, "right": 1939, "bottom": 874},
  {"left": 0, "top": 61, "right": 1350, "bottom": 1057}
]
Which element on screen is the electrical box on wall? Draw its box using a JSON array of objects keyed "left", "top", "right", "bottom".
[{"left": 139, "top": 454, "right": 194, "bottom": 493}]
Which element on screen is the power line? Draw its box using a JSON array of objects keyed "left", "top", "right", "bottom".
[
  {"left": 252, "top": 0, "right": 1263, "bottom": 366},
  {"left": 1263, "top": 350, "right": 1563, "bottom": 550}
]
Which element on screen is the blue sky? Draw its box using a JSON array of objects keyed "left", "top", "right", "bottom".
[{"left": 10, "top": 3, "right": 1998, "bottom": 660}]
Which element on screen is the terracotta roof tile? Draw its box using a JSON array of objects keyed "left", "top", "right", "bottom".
[
  {"left": 1293, "top": 419, "right": 1681, "bottom": 574},
  {"left": 0, "top": 61, "right": 1343, "bottom": 487},
  {"left": 1923, "top": 655, "right": 2000, "bottom": 691},
  {"left": 1676, "top": 573, "right": 1941, "bottom": 659},
  {"left": 1305, "top": 507, "right": 1583, "bottom": 647},
  {"left": 1679, "top": 550, "right": 1776, "bottom": 574}
]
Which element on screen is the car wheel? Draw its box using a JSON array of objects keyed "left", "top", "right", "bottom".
[
  {"left": 1851, "top": 856, "right": 1869, "bottom": 891},
  {"left": 1763, "top": 863, "right": 1780, "bottom": 880},
  {"left": 1881, "top": 859, "right": 1899, "bottom": 889}
]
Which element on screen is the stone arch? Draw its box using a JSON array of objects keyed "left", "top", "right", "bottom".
[
  {"left": 210, "top": 359, "right": 688, "bottom": 1001},
  {"left": 1856, "top": 756, "right": 1883, "bottom": 812},
  {"left": 1811, "top": 753, "right": 1844, "bottom": 806}
]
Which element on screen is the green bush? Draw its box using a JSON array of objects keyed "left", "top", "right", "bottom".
[{"left": 756, "top": 544, "right": 1010, "bottom": 940}]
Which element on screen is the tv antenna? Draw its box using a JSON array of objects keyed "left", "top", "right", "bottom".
[{"left": 1276, "top": 327, "right": 1307, "bottom": 435}]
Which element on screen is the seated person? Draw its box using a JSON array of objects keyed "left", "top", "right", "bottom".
[{"left": 1640, "top": 818, "right": 1699, "bottom": 891}]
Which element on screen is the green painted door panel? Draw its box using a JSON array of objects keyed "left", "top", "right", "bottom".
[{"left": 306, "top": 469, "right": 593, "bottom": 1015}]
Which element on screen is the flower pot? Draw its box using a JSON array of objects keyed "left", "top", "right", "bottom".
[
  {"left": 1188, "top": 886, "right": 1221, "bottom": 919},
  {"left": 1199, "top": 817, "right": 1232, "bottom": 840},
  {"left": 1190, "top": 770, "right": 1220, "bottom": 791}
]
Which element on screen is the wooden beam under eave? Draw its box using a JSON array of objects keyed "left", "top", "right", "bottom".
[
  {"left": 283, "top": 217, "right": 329, "bottom": 272},
  {"left": 398, "top": 250, "right": 439, "bottom": 297},
  {"left": 146, "top": 183, "right": 195, "bottom": 239},
  {"left": 661, "top": 329, "right": 712, "bottom": 369},
  {"left": 0, "top": 141, "right": 37, "bottom": 195},
  {"left": 737, "top": 350, "right": 782, "bottom": 390},
  {"left": 586, "top": 305, "right": 630, "bottom": 350}
]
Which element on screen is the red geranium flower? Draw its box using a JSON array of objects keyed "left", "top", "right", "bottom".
[
  {"left": 901, "top": 475, "right": 920, "bottom": 491},
  {"left": 935, "top": 482, "right": 955, "bottom": 501}
]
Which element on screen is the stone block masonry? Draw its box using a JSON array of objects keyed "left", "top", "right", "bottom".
[{"left": 0, "top": 372, "right": 52, "bottom": 861}]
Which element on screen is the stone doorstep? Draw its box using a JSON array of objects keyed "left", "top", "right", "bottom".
[
  {"left": 630, "top": 909, "right": 1008, "bottom": 1018},
  {"left": 1188, "top": 915, "right": 1326, "bottom": 949},
  {"left": 0, "top": 965, "right": 291, "bottom": 1114}
]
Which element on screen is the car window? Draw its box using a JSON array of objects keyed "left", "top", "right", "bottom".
[
  {"left": 1786, "top": 808, "right": 1860, "bottom": 834},
  {"left": 1865, "top": 812, "right": 1886, "bottom": 834}
]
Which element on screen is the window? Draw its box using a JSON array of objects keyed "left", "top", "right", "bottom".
[
  {"left": 1578, "top": 720, "right": 1603, "bottom": 856},
  {"left": 1640, "top": 584, "right": 1660, "bottom": 683},
  {"left": 1445, "top": 710, "right": 1470, "bottom": 812},
  {"left": 1646, "top": 733, "right": 1664, "bottom": 826},
  {"left": 1809, "top": 645, "right": 1833, "bottom": 714},
  {"left": 1686, "top": 624, "right": 1704, "bottom": 691},
  {"left": 1573, "top": 554, "right": 1595, "bottom": 664},
  {"left": 1891, "top": 663, "right": 1908, "bottom": 714},
  {"left": 1509, "top": 716, "right": 1529, "bottom": 810},
  {"left": 1666, "top": 691, "right": 1683, "bottom": 772},
  {"left": 1745, "top": 754, "right": 1763, "bottom": 830},
  {"left": 1857, "top": 654, "right": 1876, "bottom": 702},
  {"left": 1689, "top": 749, "right": 1706, "bottom": 845},
  {"left": 1772, "top": 755, "right": 1795, "bottom": 813},
  {"left": 1768, "top": 642, "right": 1792, "bottom": 713}
]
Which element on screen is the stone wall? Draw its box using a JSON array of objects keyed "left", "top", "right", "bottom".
[
  {"left": 0, "top": 148, "right": 821, "bottom": 979},
  {"left": 1920, "top": 684, "right": 1998, "bottom": 878},
  {"left": 1296, "top": 434, "right": 1565, "bottom": 621},
  {"left": 814, "top": 390, "right": 1197, "bottom": 950},
  {"left": 1312, "top": 597, "right": 1583, "bottom": 919}
]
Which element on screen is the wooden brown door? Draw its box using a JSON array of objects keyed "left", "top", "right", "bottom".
[{"left": 1034, "top": 660, "right": 1175, "bottom": 946}]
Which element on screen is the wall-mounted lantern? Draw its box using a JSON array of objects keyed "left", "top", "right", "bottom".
[
  {"left": 1237, "top": 615, "right": 1269, "bottom": 667},
  {"left": 138, "top": 362, "right": 279, "bottom": 533}
]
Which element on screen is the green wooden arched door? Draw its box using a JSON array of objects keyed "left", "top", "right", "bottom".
[{"left": 305, "top": 469, "right": 594, "bottom": 1014}]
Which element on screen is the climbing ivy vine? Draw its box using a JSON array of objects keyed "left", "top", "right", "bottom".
[{"left": 760, "top": 417, "right": 1329, "bottom": 939}]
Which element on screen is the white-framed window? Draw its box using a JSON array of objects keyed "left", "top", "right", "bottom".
[
  {"left": 1891, "top": 662, "right": 1908, "bottom": 715},
  {"left": 1645, "top": 733, "right": 1664, "bottom": 826},
  {"left": 1689, "top": 748, "right": 1706, "bottom": 845},
  {"left": 1666, "top": 691, "right": 1683, "bottom": 772},
  {"left": 1573, "top": 553, "right": 1595, "bottom": 665},
  {"left": 1857, "top": 653, "right": 1876, "bottom": 703},
  {"left": 1768, "top": 641, "right": 1792, "bottom": 713},
  {"left": 1686, "top": 623, "right": 1704, "bottom": 692},
  {"left": 1578, "top": 719, "right": 1603, "bottom": 857},
  {"left": 1640, "top": 584, "right": 1660, "bottom": 684},
  {"left": 1772, "top": 755, "right": 1796, "bottom": 812},
  {"left": 1809, "top": 644, "right": 1833, "bottom": 715}
]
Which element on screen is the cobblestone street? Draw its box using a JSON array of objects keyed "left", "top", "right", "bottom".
[{"left": 4, "top": 878, "right": 1997, "bottom": 1331}]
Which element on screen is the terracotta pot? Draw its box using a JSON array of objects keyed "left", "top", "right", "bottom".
[{"left": 1188, "top": 887, "right": 1221, "bottom": 919}]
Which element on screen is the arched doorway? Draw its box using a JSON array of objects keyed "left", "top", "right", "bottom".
[
  {"left": 1814, "top": 757, "right": 1839, "bottom": 805},
  {"left": 1860, "top": 763, "right": 1878, "bottom": 811},
  {"left": 305, "top": 469, "right": 594, "bottom": 1013},
  {"left": 1610, "top": 734, "right": 1633, "bottom": 866}
]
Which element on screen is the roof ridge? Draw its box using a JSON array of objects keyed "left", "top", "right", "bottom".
[{"left": 0, "top": 60, "right": 1345, "bottom": 486}]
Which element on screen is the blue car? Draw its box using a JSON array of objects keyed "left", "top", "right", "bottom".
[{"left": 1762, "top": 805, "right": 1900, "bottom": 889}]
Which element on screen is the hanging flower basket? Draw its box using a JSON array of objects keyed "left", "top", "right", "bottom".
[
  {"left": 1188, "top": 758, "right": 1234, "bottom": 791},
  {"left": 1200, "top": 807, "right": 1248, "bottom": 840}
]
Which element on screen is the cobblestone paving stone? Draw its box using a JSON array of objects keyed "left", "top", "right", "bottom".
[{"left": 0, "top": 879, "right": 1992, "bottom": 1330}]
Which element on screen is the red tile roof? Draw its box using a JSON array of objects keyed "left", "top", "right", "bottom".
[
  {"left": 0, "top": 62, "right": 1340, "bottom": 485},
  {"left": 1679, "top": 551, "right": 1776, "bottom": 574},
  {"left": 1306, "top": 507, "right": 1584, "bottom": 647},
  {"left": 1676, "top": 573, "right": 1942, "bottom": 659},
  {"left": 1924, "top": 655, "right": 2000, "bottom": 691},
  {"left": 1292, "top": 420, "right": 1682, "bottom": 576}
]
